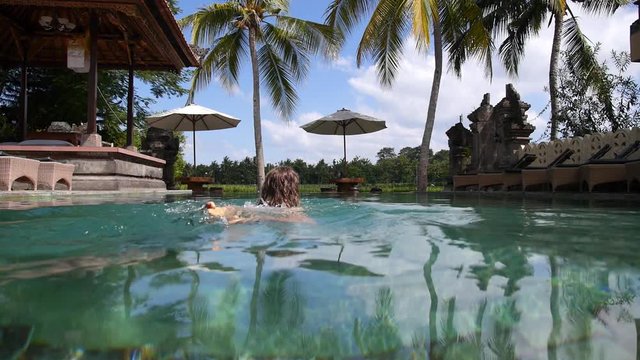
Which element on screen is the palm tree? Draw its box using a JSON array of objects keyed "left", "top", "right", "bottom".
[
  {"left": 325, "top": 0, "right": 492, "bottom": 193},
  {"left": 182, "top": 1, "right": 340, "bottom": 192},
  {"left": 482, "top": 0, "right": 627, "bottom": 140}
]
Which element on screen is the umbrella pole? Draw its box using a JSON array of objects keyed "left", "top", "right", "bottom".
[
  {"left": 193, "top": 122, "right": 197, "bottom": 168},
  {"left": 342, "top": 125, "right": 347, "bottom": 177}
]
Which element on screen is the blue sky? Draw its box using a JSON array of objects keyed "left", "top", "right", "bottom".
[{"left": 148, "top": 1, "right": 640, "bottom": 166}]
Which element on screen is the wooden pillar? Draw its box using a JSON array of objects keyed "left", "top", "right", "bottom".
[
  {"left": 19, "top": 46, "right": 28, "bottom": 141},
  {"left": 126, "top": 45, "right": 135, "bottom": 148},
  {"left": 86, "top": 11, "right": 98, "bottom": 134}
]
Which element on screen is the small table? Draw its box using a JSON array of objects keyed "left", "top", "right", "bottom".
[
  {"left": 332, "top": 177, "right": 364, "bottom": 192},
  {"left": 181, "top": 176, "right": 213, "bottom": 194}
]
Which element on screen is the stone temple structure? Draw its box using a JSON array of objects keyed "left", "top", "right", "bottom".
[{"left": 447, "top": 84, "right": 536, "bottom": 176}]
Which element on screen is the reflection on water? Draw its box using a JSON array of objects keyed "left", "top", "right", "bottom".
[{"left": 0, "top": 194, "right": 640, "bottom": 358}]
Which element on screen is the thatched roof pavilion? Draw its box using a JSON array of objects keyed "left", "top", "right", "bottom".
[
  {"left": 0, "top": 0, "right": 198, "bottom": 145},
  {"left": 0, "top": 0, "right": 199, "bottom": 191}
]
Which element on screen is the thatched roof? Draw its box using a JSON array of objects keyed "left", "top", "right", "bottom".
[{"left": 0, "top": 0, "right": 198, "bottom": 70}]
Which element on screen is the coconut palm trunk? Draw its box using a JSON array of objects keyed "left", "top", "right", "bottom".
[
  {"left": 547, "top": 256, "right": 561, "bottom": 360},
  {"left": 549, "top": 10, "right": 564, "bottom": 141},
  {"left": 249, "top": 27, "right": 266, "bottom": 193},
  {"left": 418, "top": 19, "right": 443, "bottom": 193},
  {"left": 424, "top": 243, "right": 440, "bottom": 355}
]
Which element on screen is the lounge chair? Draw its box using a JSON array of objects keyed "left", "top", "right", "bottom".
[
  {"left": 579, "top": 140, "right": 640, "bottom": 192},
  {"left": 452, "top": 172, "right": 479, "bottom": 191},
  {"left": 521, "top": 148, "right": 575, "bottom": 191},
  {"left": 547, "top": 144, "right": 611, "bottom": 192},
  {"left": 477, "top": 153, "right": 538, "bottom": 190},
  {"left": 626, "top": 160, "right": 640, "bottom": 192},
  {"left": 0, "top": 154, "right": 40, "bottom": 191},
  {"left": 37, "top": 159, "right": 75, "bottom": 190}
]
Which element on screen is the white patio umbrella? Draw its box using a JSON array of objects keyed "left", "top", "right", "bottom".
[
  {"left": 146, "top": 103, "right": 240, "bottom": 166},
  {"left": 300, "top": 108, "right": 387, "bottom": 173}
]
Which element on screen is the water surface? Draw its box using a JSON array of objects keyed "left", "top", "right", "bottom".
[{"left": 1, "top": 193, "right": 639, "bottom": 359}]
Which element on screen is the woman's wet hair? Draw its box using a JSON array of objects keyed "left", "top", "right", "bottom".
[{"left": 259, "top": 166, "right": 300, "bottom": 207}]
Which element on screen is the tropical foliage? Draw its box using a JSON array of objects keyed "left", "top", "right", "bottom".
[
  {"left": 181, "top": 0, "right": 340, "bottom": 192},
  {"left": 325, "top": 0, "right": 491, "bottom": 193},
  {"left": 0, "top": 68, "right": 189, "bottom": 147},
  {"left": 182, "top": 146, "right": 450, "bottom": 186},
  {"left": 476, "top": 0, "right": 628, "bottom": 140},
  {"left": 0, "top": 1, "right": 190, "bottom": 147},
  {"left": 555, "top": 48, "right": 640, "bottom": 137}
]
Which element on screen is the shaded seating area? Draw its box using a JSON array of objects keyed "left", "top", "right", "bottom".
[
  {"left": 447, "top": 85, "right": 640, "bottom": 194},
  {"left": 521, "top": 147, "right": 574, "bottom": 191},
  {"left": 547, "top": 143, "right": 611, "bottom": 192},
  {"left": 580, "top": 140, "right": 640, "bottom": 192},
  {"left": 477, "top": 153, "right": 538, "bottom": 191},
  {"left": 0, "top": 0, "right": 198, "bottom": 191},
  {"left": 453, "top": 129, "right": 640, "bottom": 193}
]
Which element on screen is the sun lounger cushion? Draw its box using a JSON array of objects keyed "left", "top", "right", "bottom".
[
  {"left": 18, "top": 139, "right": 75, "bottom": 146},
  {"left": 511, "top": 153, "right": 537, "bottom": 169}
]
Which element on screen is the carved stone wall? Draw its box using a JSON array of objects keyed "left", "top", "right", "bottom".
[
  {"left": 142, "top": 128, "right": 179, "bottom": 189},
  {"left": 453, "top": 84, "right": 536, "bottom": 174},
  {"left": 446, "top": 121, "right": 473, "bottom": 178}
]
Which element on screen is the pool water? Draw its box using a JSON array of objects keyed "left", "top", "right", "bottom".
[{"left": 1, "top": 193, "right": 640, "bottom": 359}]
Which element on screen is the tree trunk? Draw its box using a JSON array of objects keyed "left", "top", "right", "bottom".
[
  {"left": 424, "top": 243, "right": 440, "bottom": 356},
  {"left": 249, "top": 27, "right": 266, "bottom": 193},
  {"left": 549, "top": 10, "right": 564, "bottom": 141},
  {"left": 547, "top": 256, "right": 561, "bottom": 360},
  {"left": 417, "top": 19, "right": 443, "bottom": 193}
]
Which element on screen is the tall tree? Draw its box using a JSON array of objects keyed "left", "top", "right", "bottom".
[
  {"left": 484, "top": 0, "right": 627, "bottom": 140},
  {"left": 556, "top": 49, "right": 640, "bottom": 136},
  {"left": 181, "top": 0, "right": 340, "bottom": 193},
  {"left": 325, "top": 0, "right": 491, "bottom": 193}
]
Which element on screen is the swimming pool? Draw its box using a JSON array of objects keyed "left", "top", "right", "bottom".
[{"left": 1, "top": 193, "right": 639, "bottom": 358}]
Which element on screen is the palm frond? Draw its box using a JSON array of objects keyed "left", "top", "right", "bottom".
[
  {"left": 264, "top": 0, "right": 290, "bottom": 14},
  {"left": 577, "top": 0, "right": 626, "bottom": 15},
  {"left": 276, "top": 16, "right": 342, "bottom": 59},
  {"left": 497, "top": 0, "right": 547, "bottom": 76},
  {"left": 411, "top": 0, "right": 436, "bottom": 50},
  {"left": 261, "top": 22, "right": 310, "bottom": 82},
  {"left": 548, "top": 0, "right": 567, "bottom": 16},
  {"left": 477, "top": 0, "right": 525, "bottom": 37},
  {"left": 562, "top": 15, "right": 598, "bottom": 82},
  {"left": 324, "top": 0, "right": 376, "bottom": 39},
  {"left": 442, "top": 0, "right": 494, "bottom": 78},
  {"left": 357, "top": 0, "right": 410, "bottom": 87},
  {"left": 190, "top": 28, "right": 247, "bottom": 96},
  {"left": 181, "top": 3, "right": 242, "bottom": 46},
  {"left": 258, "top": 44, "right": 297, "bottom": 119}
]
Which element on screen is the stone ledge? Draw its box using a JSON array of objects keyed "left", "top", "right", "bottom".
[
  {"left": 72, "top": 175, "right": 167, "bottom": 191},
  {"left": 69, "top": 159, "right": 163, "bottom": 178}
]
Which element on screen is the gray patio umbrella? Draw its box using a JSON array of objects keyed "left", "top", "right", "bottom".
[
  {"left": 300, "top": 108, "right": 387, "bottom": 172},
  {"left": 146, "top": 104, "right": 240, "bottom": 166}
]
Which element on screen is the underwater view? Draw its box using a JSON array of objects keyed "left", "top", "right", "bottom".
[{"left": 1, "top": 193, "right": 640, "bottom": 359}]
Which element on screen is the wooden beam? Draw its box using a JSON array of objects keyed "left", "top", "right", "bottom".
[
  {"left": 86, "top": 11, "right": 98, "bottom": 134},
  {"left": 126, "top": 45, "right": 135, "bottom": 147},
  {"left": 28, "top": 31, "right": 140, "bottom": 41},
  {"left": 19, "top": 41, "right": 29, "bottom": 141},
  {"left": 0, "top": 10, "right": 25, "bottom": 33},
  {"left": 8, "top": 27, "right": 24, "bottom": 60}
]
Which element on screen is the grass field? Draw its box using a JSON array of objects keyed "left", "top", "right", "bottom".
[{"left": 196, "top": 183, "right": 444, "bottom": 194}]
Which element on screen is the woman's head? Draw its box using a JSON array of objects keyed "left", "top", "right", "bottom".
[{"left": 260, "top": 166, "right": 300, "bottom": 207}]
